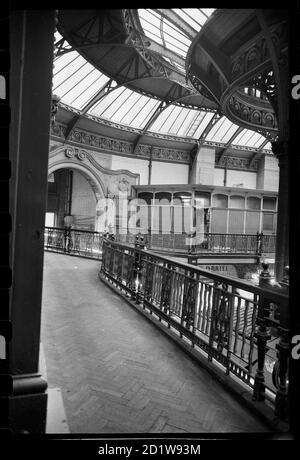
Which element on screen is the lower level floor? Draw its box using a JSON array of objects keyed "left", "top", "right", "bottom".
[{"left": 41, "top": 252, "right": 271, "bottom": 434}]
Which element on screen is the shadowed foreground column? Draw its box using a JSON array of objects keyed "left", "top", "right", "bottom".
[
  {"left": 8, "top": 10, "right": 55, "bottom": 432},
  {"left": 271, "top": 141, "right": 289, "bottom": 282}
]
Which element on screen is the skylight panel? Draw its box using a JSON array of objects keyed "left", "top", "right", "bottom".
[
  {"left": 193, "top": 112, "right": 215, "bottom": 138},
  {"left": 200, "top": 8, "right": 215, "bottom": 17},
  {"left": 139, "top": 10, "right": 164, "bottom": 46},
  {"left": 179, "top": 109, "right": 201, "bottom": 136},
  {"left": 231, "top": 129, "right": 247, "bottom": 145},
  {"left": 138, "top": 8, "right": 214, "bottom": 61},
  {"left": 242, "top": 130, "right": 257, "bottom": 145},
  {"left": 100, "top": 88, "right": 134, "bottom": 120},
  {"left": 240, "top": 130, "right": 256, "bottom": 146},
  {"left": 53, "top": 59, "right": 89, "bottom": 95},
  {"left": 205, "top": 116, "right": 227, "bottom": 141},
  {"left": 111, "top": 91, "right": 143, "bottom": 123},
  {"left": 129, "top": 98, "right": 161, "bottom": 129},
  {"left": 172, "top": 9, "right": 202, "bottom": 32},
  {"left": 70, "top": 73, "right": 111, "bottom": 110},
  {"left": 172, "top": 8, "right": 215, "bottom": 32},
  {"left": 262, "top": 142, "right": 272, "bottom": 151},
  {"left": 180, "top": 9, "right": 207, "bottom": 28},
  {"left": 53, "top": 51, "right": 80, "bottom": 74},
  {"left": 89, "top": 87, "right": 162, "bottom": 129},
  {"left": 169, "top": 107, "right": 191, "bottom": 134},
  {"left": 160, "top": 106, "right": 183, "bottom": 132},
  {"left": 90, "top": 86, "right": 126, "bottom": 116},
  {"left": 162, "top": 19, "right": 191, "bottom": 46},
  {"left": 232, "top": 129, "right": 263, "bottom": 147},
  {"left": 61, "top": 68, "right": 99, "bottom": 107},
  {"left": 250, "top": 133, "right": 266, "bottom": 148},
  {"left": 162, "top": 22, "right": 191, "bottom": 56},
  {"left": 219, "top": 122, "right": 240, "bottom": 143},
  {"left": 53, "top": 53, "right": 83, "bottom": 87},
  {"left": 149, "top": 105, "right": 177, "bottom": 132}
]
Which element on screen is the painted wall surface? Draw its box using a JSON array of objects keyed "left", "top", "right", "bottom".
[
  {"left": 226, "top": 169, "right": 257, "bottom": 189},
  {"left": 110, "top": 156, "right": 188, "bottom": 185},
  {"left": 90, "top": 151, "right": 113, "bottom": 170},
  {"left": 213, "top": 168, "right": 225, "bottom": 186},
  {"left": 71, "top": 170, "right": 96, "bottom": 229},
  {"left": 111, "top": 155, "right": 148, "bottom": 184},
  {"left": 151, "top": 161, "right": 189, "bottom": 185},
  {"left": 213, "top": 168, "right": 257, "bottom": 189}
]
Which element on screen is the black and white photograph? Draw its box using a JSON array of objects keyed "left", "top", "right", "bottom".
[{"left": 2, "top": 3, "right": 300, "bottom": 450}]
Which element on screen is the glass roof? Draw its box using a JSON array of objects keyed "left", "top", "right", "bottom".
[
  {"left": 138, "top": 9, "right": 191, "bottom": 59},
  {"left": 53, "top": 17, "right": 271, "bottom": 152},
  {"left": 149, "top": 106, "right": 214, "bottom": 137},
  {"left": 138, "top": 9, "right": 215, "bottom": 63},
  {"left": 89, "top": 87, "right": 162, "bottom": 129},
  {"left": 231, "top": 129, "right": 267, "bottom": 149},
  {"left": 205, "top": 117, "right": 240, "bottom": 143},
  {"left": 53, "top": 48, "right": 111, "bottom": 110}
]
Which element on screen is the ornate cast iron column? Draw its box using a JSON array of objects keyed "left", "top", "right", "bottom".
[{"left": 271, "top": 140, "right": 289, "bottom": 282}]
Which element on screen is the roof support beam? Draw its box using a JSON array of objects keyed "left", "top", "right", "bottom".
[
  {"left": 152, "top": 9, "right": 196, "bottom": 39},
  {"left": 64, "top": 79, "right": 115, "bottom": 140},
  {"left": 257, "top": 138, "right": 269, "bottom": 151},
  {"left": 132, "top": 100, "right": 168, "bottom": 155},
  {"left": 249, "top": 151, "right": 264, "bottom": 168},
  {"left": 132, "top": 85, "right": 204, "bottom": 155},
  {"left": 217, "top": 126, "right": 244, "bottom": 165},
  {"left": 138, "top": 32, "right": 186, "bottom": 69},
  {"left": 197, "top": 112, "right": 220, "bottom": 147},
  {"left": 54, "top": 37, "right": 73, "bottom": 58},
  {"left": 189, "top": 63, "right": 220, "bottom": 104},
  {"left": 249, "top": 138, "right": 269, "bottom": 167}
]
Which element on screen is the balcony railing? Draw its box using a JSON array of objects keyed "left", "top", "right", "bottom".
[
  {"left": 100, "top": 238, "right": 289, "bottom": 422},
  {"left": 116, "top": 231, "right": 276, "bottom": 255},
  {"left": 44, "top": 226, "right": 103, "bottom": 259},
  {"left": 44, "top": 227, "right": 276, "bottom": 258}
]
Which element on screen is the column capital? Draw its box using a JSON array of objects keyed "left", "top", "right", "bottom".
[{"left": 271, "top": 140, "right": 289, "bottom": 165}]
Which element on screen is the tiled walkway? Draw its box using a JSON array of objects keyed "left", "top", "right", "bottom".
[{"left": 41, "top": 252, "right": 271, "bottom": 434}]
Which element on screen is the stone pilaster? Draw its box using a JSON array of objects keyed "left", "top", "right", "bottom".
[
  {"left": 189, "top": 146, "right": 215, "bottom": 185},
  {"left": 256, "top": 154, "right": 279, "bottom": 191}
]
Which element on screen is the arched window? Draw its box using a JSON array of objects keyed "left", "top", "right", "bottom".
[
  {"left": 229, "top": 195, "right": 245, "bottom": 209},
  {"left": 212, "top": 194, "right": 228, "bottom": 208}
]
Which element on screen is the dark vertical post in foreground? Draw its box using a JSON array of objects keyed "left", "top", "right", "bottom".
[{"left": 8, "top": 10, "right": 56, "bottom": 432}]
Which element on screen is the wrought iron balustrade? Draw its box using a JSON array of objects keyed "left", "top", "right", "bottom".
[
  {"left": 44, "top": 226, "right": 103, "bottom": 259},
  {"left": 44, "top": 227, "right": 276, "bottom": 259},
  {"left": 100, "top": 238, "right": 289, "bottom": 421},
  {"left": 115, "top": 230, "right": 276, "bottom": 255}
]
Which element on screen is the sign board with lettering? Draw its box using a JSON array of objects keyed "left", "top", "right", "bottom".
[{"left": 198, "top": 264, "right": 238, "bottom": 278}]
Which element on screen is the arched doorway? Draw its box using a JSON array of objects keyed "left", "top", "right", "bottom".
[{"left": 46, "top": 164, "right": 104, "bottom": 231}]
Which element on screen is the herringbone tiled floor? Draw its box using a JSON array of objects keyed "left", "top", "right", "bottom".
[{"left": 41, "top": 252, "right": 271, "bottom": 434}]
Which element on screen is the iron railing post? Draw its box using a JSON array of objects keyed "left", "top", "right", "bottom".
[
  {"left": 256, "top": 231, "right": 263, "bottom": 256},
  {"left": 274, "top": 266, "right": 289, "bottom": 419},
  {"left": 133, "top": 233, "right": 145, "bottom": 303},
  {"left": 253, "top": 263, "right": 272, "bottom": 401}
]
